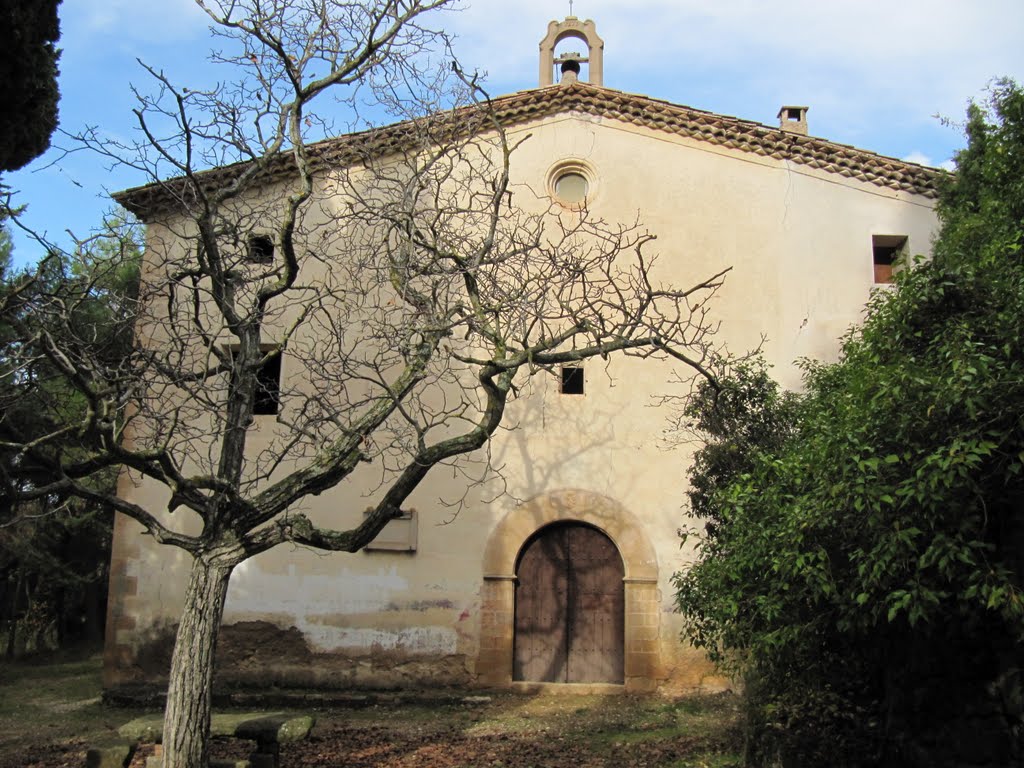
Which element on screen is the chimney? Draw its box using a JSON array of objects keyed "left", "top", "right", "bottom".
[{"left": 778, "top": 105, "right": 809, "bottom": 136}]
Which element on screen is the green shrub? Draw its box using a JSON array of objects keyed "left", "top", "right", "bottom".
[{"left": 676, "top": 80, "right": 1024, "bottom": 766}]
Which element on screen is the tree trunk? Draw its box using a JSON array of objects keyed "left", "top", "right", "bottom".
[
  {"left": 4, "top": 617, "right": 14, "bottom": 660},
  {"left": 3, "top": 573, "right": 20, "bottom": 659},
  {"left": 54, "top": 584, "right": 66, "bottom": 649},
  {"left": 162, "top": 555, "right": 233, "bottom": 768},
  {"left": 81, "top": 579, "right": 104, "bottom": 647}
]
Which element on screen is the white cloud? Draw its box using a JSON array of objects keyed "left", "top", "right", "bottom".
[
  {"left": 55, "top": 0, "right": 1024, "bottom": 122},
  {"left": 8, "top": 0, "right": 1015, "bottom": 265},
  {"left": 902, "top": 151, "right": 934, "bottom": 167},
  {"left": 902, "top": 152, "right": 954, "bottom": 171},
  {"left": 439, "top": 0, "right": 1023, "bottom": 169},
  {"left": 448, "top": 0, "right": 1024, "bottom": 124}
]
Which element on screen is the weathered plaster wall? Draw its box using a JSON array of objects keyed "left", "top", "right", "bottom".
[{"left": 104, "top": 108, "right": 939, "bottom": 692}]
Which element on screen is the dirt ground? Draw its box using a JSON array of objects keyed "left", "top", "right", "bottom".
[{"left": 0, "top": 654, "right": 742, "bottom": 768}]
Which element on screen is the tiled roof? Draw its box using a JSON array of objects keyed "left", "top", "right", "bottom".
[
  {"left": 495, "top": 83, "right": 943, "bottom": 197},
  {"left": 115, "top": 81, "right": 943, "bottom": 218}
]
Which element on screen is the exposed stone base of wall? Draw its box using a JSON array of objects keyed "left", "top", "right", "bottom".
[
  {"left": 104, "top": 619, "right": 473, "bottom": 692},
  {"left": 103, "top": 685, "right": 498, "bottom": 709},
  {"left": 652, "top": 634, "right": 734, "bottom": 696},
  {"left": 105, "top": 615, "right": 727, "bottom": 696}
]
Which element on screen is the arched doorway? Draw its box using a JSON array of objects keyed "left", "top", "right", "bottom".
[{"left": 513, "top": 522, "right": 624, "bottom": 684}]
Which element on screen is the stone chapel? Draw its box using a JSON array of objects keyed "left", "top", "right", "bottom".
[{"left": 106, "top": 16, "right": 941, "bottom": 694}]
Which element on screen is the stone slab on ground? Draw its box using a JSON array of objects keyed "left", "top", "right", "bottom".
[
  {"left": 117, "top": 712, "right": 314, "bottom": 768},
  {"left": 85, "top": 740, "right": 134, "bottom": 768},
  {"left": 117, "top": 711, "right": 315, "bottom": 744}
]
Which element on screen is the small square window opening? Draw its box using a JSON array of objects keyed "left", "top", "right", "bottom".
[
  {"left": 247, "top": 234, "right": 275, "bottom": 264},
  {"left": 872, "top": 234, "right": 908, "bottom": 284},
  {"left": 253, "top": 353, "right": 282, "bottom": 415},
  {"left": 364, "top": 509, "right": 418, "bottom": 552},
  {"left": 561, "top": 366, "right": 584, "bottom": 395}
]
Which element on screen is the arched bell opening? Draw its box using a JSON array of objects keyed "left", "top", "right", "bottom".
[{"left": 539, "top": 17, "right": 605, "bottom": 87}]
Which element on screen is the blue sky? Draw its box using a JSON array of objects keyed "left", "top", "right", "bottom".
[{"left": 5, "top": 0, "right": 1024, "bottom": 266}]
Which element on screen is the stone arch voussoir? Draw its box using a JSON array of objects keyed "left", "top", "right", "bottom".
[
  {"left": 482, "top": 489, "right": 657, "bottom": 580},
  {"left": 476, "top": 489, "right": 661, "bottom": 691}
]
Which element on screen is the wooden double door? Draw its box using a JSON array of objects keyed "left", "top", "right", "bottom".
[{"left": 513, "top": 523, "right": 625, "bottom": 684}]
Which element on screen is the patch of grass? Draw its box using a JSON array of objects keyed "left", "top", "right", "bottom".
[
  {"left": 599, "top": 726, "right": 682, "bottom": 745},
  {"left": 666, "top": 694, "right": 734, "bottom": 716},
  {"left": 670, "top": 753, "right": 743, "bottom": 768},
  {"left": 0, "top": 654, "right": 99, "bottom": 718},
  {"left": 0, "top": 653, "right": 145, "bottom": 767},
  {"left": 0, "top": 655, "right": 744, "bottom": 768}
]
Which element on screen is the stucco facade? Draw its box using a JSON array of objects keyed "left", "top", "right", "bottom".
[{"left": 104, "top": 17, "right": 941, "bottom": 694}]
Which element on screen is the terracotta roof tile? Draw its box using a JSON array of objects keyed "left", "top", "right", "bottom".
[{"left": 115, "top": 81, "right": 942, "bottom": 218}]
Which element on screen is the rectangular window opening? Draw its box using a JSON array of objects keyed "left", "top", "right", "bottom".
[
  {"left": 561, "top": 365, "right": 585, "bottom": 395},
  {"left": 872, "top": 234, "right": 907, "bottom": 284},
  {"left": 247, "top": 234, "right": 275, "bottom": 264},
  {"left": 253, "top": 353, "right": 282, "bottom": 415},
  {"left": 364, "top": 509, "right": 418, "bottom": 552}
]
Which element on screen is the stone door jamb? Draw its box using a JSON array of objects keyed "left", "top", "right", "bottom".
[{"left": 475, "top": 489, "right": 660, "bottom": 691}]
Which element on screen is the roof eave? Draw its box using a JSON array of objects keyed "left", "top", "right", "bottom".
[{"left": 115, "top": 80, "right": 945, "bottom": 220}]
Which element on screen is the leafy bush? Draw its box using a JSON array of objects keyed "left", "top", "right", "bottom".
[
  {"left": 676, "top": 80, "right": 1024, "bottom": 766},
  {"left": 0, "top": 216, "right": 141, "bottom": 654}
]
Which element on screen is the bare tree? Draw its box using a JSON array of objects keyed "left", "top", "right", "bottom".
[{"left": 0, "top": 1, "right": 729, "bottom": 765}]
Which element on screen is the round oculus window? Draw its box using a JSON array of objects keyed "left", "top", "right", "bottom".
[
  {"left": 547, "top": 160, "right": 596, "bottom": 208},
  {"left": 554, "top": 171, "right": 588, "bottom": 204}
]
